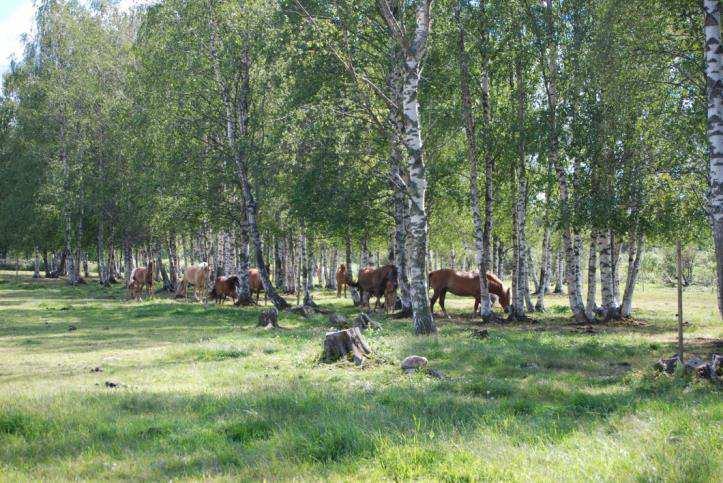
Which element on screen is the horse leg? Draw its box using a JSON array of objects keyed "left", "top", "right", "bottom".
[
  {"left": 430, "top": 289, "right": 439, "bottom": 314},
  {"left": 439, "top": 289, "right": 450, "bottom": 318},
  {"left": 473, "top": 296, "right": 480, "bottom": 318}
]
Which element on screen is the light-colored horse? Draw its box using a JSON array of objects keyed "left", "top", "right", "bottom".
[
  {"left": 129, "top": 261, "right": 155, "bottom": 301},
  {"left": 176, "top": 262, "right": 212, "bottom": 302}
]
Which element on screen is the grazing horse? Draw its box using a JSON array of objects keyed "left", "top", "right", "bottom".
[
  {"left": 428, "top": 269, "right": 510, "bottom": 317},
  {"left": 129, "top": 261, "right": 155, "bottom": 301},
  {"left": 249, "top": 268, "right": 266, "bottom": 304},
  {"left": 348, "top": 265, "right": 398, "bottom": 311},
  {"left": 209, "top": 275, "right": 241, "bottom": 304},
  {"left": 336, "top": 264, "right": 350, "bottom": 298},
  {"left": 176, "top": 263, "right": 212, "bottom": 302}
]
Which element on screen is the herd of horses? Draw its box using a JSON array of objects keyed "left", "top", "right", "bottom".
[{"left": 129, "top": 260, "right": 511, "bottom": 316}]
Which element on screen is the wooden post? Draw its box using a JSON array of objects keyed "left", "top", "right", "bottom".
[{"left": 676, "top": 239, "right": 684, "bottom": 362}]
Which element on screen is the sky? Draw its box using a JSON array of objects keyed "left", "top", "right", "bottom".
[
  {"left": 0, "top": 0, "right": 35, "bottom": 84},
  {"left": 0, "top": 0, "right": 148, "bottom": 89}
]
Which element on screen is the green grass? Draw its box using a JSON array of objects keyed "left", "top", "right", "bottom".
[{"left": 0, "top": 270, "right": 720, "bottom": 481}]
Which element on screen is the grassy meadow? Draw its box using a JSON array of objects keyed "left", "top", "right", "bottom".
[{"left": 0, "top": 270, "right": 720, "bottom": 481}]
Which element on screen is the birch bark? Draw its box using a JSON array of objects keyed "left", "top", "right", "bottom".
[
  {"left": 456, "top": 1, "right": 495, "bottom": 320},
  {"left": 703, "top": 0, "right": 723, "bottom": 318},
  {"left": 378, "top": 0, "right": 436, "bottom": 334},
  {"left": 207, "top": 8, "right": 288, "bottom": 309}
]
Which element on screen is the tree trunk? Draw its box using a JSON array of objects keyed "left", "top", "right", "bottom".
[
  {"left": 598, "top": 230, "right": 619, "bottom": 320},
  {"left": 208, "top": 15, "right": 288, "bottom": 311},
  {"left": 168, "top": 234, "right": 179, "bottom": 291},
  {"left": 33, "top": 246, "right": 40, "bottom": 279},
  {"left": 274, "top": 237, "right": 284, "bottom": 290},
  {"left": 42, "top": 249, "right": 50, "bottom": 278},
  {"left": 554, "top": 249, "right": 564, "bottom": 293},
  {"left": 611, "top": 233, "right": 621, "bottom": 307},
  {"left": 97, "top": 225, "right": 108, "bottom": 286},
  {"left": 457, "top": 1, "right": 495, "bottom": 320},
  {"left": 123, "top": 237, "right": 133, "bottom": 287},
  {"left": 535, "top": 223, "right": 551, "bottom": 311},
  {"left": 387, "top": 44, "right": 413, "bottom": 316},
  {"left": 585, "top": 232, "right": 598, "bottom": 320},
  {"left": 302, "top": 230, "right": 315, "bottom": 307},
  {"left": 621, "top": 232, "right": 644, "bottom": 317},
  {"left": 345, "top": 237, "right": 352, "bottom": 273},
  {"left": 378, "top": 0, "right": 436, "bottom": 334},
  {"left": 509, "top": 45, "right": 529, "bottom": 321},
  {"left": 155, "top": 242, "right": 173, "bottom": 291},
  {"left": 543, "top": 0, "right": 588, "bottom": 322},
  {"left": 703, "top": 0, "right": 723, "bottom": 319},
  {"left": 236, "top": 214, "right": 253, "bottom": 305}
]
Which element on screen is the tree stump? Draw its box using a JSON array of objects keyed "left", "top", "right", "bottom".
[
  {"left": 322, "top": 327, "right": 371, "bottom": 366},
  {"left": 655, "top": 354, "right": 679, "bottom": 374},
  {"left": 711, "top": 354, "right": 722, "bottom": 381},
  {"left": 354, "top": 313, "right": 380, "bottom": 330},
  {"left": 290, "top": 305, "right": 314, "bottom": 318},
  {"left": 258, "top": 308, "right": 280, "bottom": 329},
  {"left": 328, "top": 313, "right": 350, "bottom": 328}
]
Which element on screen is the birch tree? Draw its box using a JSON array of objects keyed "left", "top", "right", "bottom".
[
  {"left": 703, "top": 0, "right": 723, "bottom": 318},
  {"left": 378, "top": 0, "right": 436, "bottom": 334}
]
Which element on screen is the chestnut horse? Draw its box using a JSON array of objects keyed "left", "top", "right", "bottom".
[
  {"left": 129, "top": 261, "right": 154, "bottom": 301},
  {"left": 428, "top": 269, "right": 510, "bottom": 317},
  {"left": 249, "top": 268, "right": 266, "bottom": 304},
  {"left": 348, "top": 265, "right": 398, "bottom": 311},
  {"left": 176, "top": 263, "right": 212, "bottom": 302},
  {"left": 336, "top": 264, "right": 350, "bottom": 298},
  {"left": 209, "top": 275, "right": 241, "bottom": 304}
]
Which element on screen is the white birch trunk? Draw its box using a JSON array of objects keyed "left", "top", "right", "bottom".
[
  {"left": 33, "top": 246, "right": 40, "bottom": 279},
  {"left": 704, "top": 0, "right": 723, "bottom": 318},
  {"left": 585, "top": 232, "right": 598, "bottom": 320},
  {"left": 535, "top": 223, "right": 551, "bottom": 311},
  {"left": 621, "top": 232, "right": 644, "bottom": 318},
  {"left": 456, "top": 1, "right": 495, "bottom": 319},
  {"left": 378, "top": 0, "right": 436, "bottom": 334},
  {"left": 598, "top": 230, "right": 617, "bottom": 319}
]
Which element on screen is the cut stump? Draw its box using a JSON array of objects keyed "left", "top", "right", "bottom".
[
  {"left": 328, "top": 313, "right": 350, "bottom": 329},
  {"left": 655, "top": 354, "right": 680, "bottom": 374},
  {"left": 355, "top": 313, "right": 381, "bottom": 330},
  {"left": 322, "top": 327, "right": 371, "bottom": 366},
  {"left": 258, "top": 308, "right": 280, "bottom": 329}
]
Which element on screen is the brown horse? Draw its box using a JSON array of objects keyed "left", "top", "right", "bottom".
[
  {"left": 249, "top": 268, "right": 266, "bottom": 304},
  {"left": 129, "top": 261, "right": 154, "bottom": 301},
  {"left": 209, "top": 275, "right": 241, "bottom": 304},
  {"left": 428, "top": 269, "right": 510, "bottom": 317},
  {"left": 176, "top": 263, "right": 212, "bottom": 302},
  {"left": 336, "top": 264, "right": 350, "bottom": 298},
  {"left": 348, "top": 265, "right": 398, "bottom": 311}
]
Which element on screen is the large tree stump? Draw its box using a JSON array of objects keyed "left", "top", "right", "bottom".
[
  {"left": 258, "top": 308, "right": 280, "bottom": 329},
  {"left": 322, "top": 327, "right": 371, "bottom": 366}
]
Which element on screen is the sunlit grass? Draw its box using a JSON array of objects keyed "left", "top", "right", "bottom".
[{"left": 0, "top": 270, "right": 720, "bottom": 481}]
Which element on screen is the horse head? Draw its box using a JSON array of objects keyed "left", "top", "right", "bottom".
[{"left": 499, "top": 287, "right": 511, "bottom": 313}]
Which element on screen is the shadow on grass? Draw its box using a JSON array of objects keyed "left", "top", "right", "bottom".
[{"left": 0, "top": 368, "right": 718, "bottom": 480}]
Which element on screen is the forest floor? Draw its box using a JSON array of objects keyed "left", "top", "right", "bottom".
[{"left": 0, "top": 270, "right": 720, "bottom": 481}]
